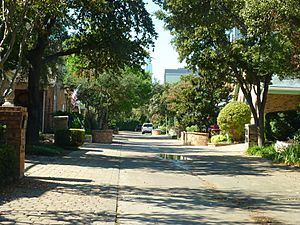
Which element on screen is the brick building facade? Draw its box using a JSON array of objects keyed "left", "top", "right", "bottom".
[{"left": 14, "top": 81, "right": 69, "bottom": 133}]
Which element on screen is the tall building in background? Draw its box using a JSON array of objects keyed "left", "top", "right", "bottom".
[
  {"left": 164, "top": 68, "right": 191, "bottom": 83},
  {"left": 144, "top": 58, "right": 153, "bottom": 73},
  {"left": 229, "top": 27, "right": 242, "bottom": 42}
]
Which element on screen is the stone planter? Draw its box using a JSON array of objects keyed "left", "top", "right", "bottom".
[
  {"left": 92, "top": 129, "right": 113, "bottom": 143},
  {"left": 182, "top": 131, "right": 209, "bottom": 146},
  {"left": 152, "top": 129, "right": 161, "bottom": 135},
  {"left": 53, "top": 116, "right": 68, "bottom": 132}
]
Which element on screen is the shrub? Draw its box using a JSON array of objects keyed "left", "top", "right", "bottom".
[
  {"left": 293, "top": 130, "right": 300, "bottom": 143},
  {"left": 55, "top": 129, "right": 71, "bottom": 146},
  {"left": 159, "top": 126, "right": 167, "bottom": 134},
  {"left": 70, "top": 129, "right": 85, "bottom": 146},
  {"left": 217, "top": 101, "right": 251, "bottom": 141},
  {"left": 55, "top": 129, "right": 85, "bottom": 147},
  {"left": 26, "top": 144, "right": 64, "bottom": 156},
  {"left": 210, "top": 134, "right": 231, "bottom": 144},
  {"left": 246, "top": 145, "right": 277, "bottom": 159},
  {"left": 0, "top": 144, "right": 16, "bottom": 182},
  {"left": 186, "top": 125, "right": 200, "bottom": 132},
  {"left": 265, "top": 110, "right": 300, "bottom": 141}
]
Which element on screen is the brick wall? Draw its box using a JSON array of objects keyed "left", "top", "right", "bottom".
[
  {"left": 0, "top": 107, "right": 27, "bottom": 178},
  {"left": 265, "top": 94, "right": 300, "bottom": 113}
]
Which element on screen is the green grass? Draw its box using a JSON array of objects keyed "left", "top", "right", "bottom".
[
  {"left": 246, "top": 144, "right": 300, "bottom": 166},
  {"left": 26, "top": 144, "right": 65, "bottom": 156}
]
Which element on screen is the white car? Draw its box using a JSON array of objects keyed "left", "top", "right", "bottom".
[{"left": 141, "top": 123, "right": 153, "bottom": 134}]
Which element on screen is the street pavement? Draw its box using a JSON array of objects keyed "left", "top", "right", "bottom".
[{"left": 0, "top": 131, "right": 299, "bottom": 224}]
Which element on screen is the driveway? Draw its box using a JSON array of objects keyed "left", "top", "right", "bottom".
[{"left": 0, "top": 131, "right": 299, "bottom": 224}]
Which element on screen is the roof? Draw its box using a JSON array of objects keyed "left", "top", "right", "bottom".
[
  {"left": 164, "top": 68, "right": 191, "bottom": 74},
  {"left": 270, "top": 76, "right": 300, "bottom": 88},
  {"left": 269, "top": 76, "right": 300, "bottom": 94}
]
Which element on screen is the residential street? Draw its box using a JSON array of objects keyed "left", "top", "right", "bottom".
[{"left": 0, "top": 131, "right": 299, "bottom": 224}]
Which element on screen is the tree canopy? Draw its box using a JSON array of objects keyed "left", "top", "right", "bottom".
[
  {"left": 13, "top": 0, "right": 157, "bottom": 144},
  {"left": 164, "top": 74, "right": 232, "bottom": 131},
  {"left": 156, "top": 0, "right": 300, "bottom": 145},
  {"left": 64, "top": 61, "right": 153, "bottom": 130}
]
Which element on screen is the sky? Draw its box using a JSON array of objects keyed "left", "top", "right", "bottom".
[{"left": 144, "top": 1, "right": 185, "bottom": 83}]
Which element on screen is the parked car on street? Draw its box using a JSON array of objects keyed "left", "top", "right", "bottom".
[{"left": 141, "top": 123, "right": 153, "bottom": 134}]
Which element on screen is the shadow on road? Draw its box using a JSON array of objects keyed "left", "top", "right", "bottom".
[
  {"left": 1, "top": 132, "right": 298, "bottom": 224},
  {"left": 0, "top": 176, "right": 291, "bottom": 224}
]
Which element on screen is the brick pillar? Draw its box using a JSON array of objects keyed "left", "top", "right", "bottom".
[
  {"left": 245, "top": 124, "right": 257, "bottom": 148},
  {"left": 0, "top": 107, "right": 27, "bottom": 178}
]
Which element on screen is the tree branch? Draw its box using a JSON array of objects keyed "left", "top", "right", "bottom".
[{"left": 43, "top": 47, "right": 82, "bottom": 63}]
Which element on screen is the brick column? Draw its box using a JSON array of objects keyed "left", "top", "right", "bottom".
[
  {"left": 0, "top": 107, "right": 27, "bottom": 178},
  {"left": 245, "top": 124, "right": 257, "bottom": 148}
]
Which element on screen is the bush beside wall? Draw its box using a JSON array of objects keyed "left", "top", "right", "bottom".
[
  {"left": 0, "top": 144, "right": 16, "bottom": 183},
  {"left": 55, "top": 129, "right": 85, "bottom": 147},
  {"left": 265, "top": 110, "right": 300, "bottom": 141}
]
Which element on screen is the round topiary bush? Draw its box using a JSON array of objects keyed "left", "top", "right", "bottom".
[{"left": 217, "top": 101, "right": 251, "bottom": 141}]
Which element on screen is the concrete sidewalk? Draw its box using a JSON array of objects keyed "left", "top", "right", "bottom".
[{"left": 0, "top": 147, "right": 121, "bottom": 224}]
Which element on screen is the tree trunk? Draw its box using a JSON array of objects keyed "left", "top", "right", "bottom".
[
  {"left": 256, "top": 76, "right": 271, "bottom": 147},
  {"left": 26, "top": 37, "right": 48, "bottom": 145},
  {"left": 25, "top": 16, "right": 55, "bottom": 145},
  {"left": 235, "top": 71, "right": 271, "bottom": 147},
  {"left": 97, "top": 108, "right": 109, "bottom": 130},
  {"left": 257, "top": 110, "right": 265, "bottom": 147}
]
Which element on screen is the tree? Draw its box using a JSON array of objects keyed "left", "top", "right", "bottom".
[
  {"left": 65, "top": 65, "right": 153, "bottom": 130},
  {"left": 164, "top": 74, "right": 232, "bottom": 131},
  {"left": 0, "top": 0, "right": 29, "bottom": 102},
  {"left": 156, "top": 0, "right": 300, "bottom": 146},
  {"left": 22, "top": 0, "right": 156, "bottom": 144}
]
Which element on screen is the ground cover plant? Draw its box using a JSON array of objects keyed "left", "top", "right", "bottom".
[
  {"left": 210, "top": 134, "right": 232, "bottom": 144},
  {"left": 246, "top": 144, "right": 300, "bottom": 167}
]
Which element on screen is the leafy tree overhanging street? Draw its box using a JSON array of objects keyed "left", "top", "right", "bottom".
[
  {"left": 1, "top": 1, "right": 300, "bottom": 224},
  {"left": 155, "top": 0, "right": 300, "bottom": 146}
]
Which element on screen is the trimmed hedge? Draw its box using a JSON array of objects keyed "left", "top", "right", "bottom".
[
  {"left": 0, "top": 144, "right": 16, "bottom": 182},
  {"left": 55, "top": 129, "right": 85, "bottom": 147}
]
